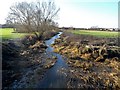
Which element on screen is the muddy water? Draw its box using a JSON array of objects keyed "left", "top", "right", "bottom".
[{"left": 37, "top": 32, "right": 68, "bottom": 88}]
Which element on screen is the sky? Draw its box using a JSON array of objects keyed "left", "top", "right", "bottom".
[{"left": 0, "top": 0, "right": 119, "bottom": 28}]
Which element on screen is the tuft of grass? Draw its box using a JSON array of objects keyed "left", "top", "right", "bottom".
[
  {"left": 0, "top": 28, "right": 32, "bottom": 40},
  {"left": 69, "top": 30, "right": 119, "bottom": 38}
]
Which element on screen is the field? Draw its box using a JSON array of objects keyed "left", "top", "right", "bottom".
[
  {"left": 1, "top": 28, "right": 119, "bottom": 39},
  {"left": 69, "top": 30, "right": 119, "bottom": 38},
  {"left": 0, "top": 28, "right": 29, "bottom": 39},
  {"left": 0, "top": 28, "right": 58, "bottom": 40}
]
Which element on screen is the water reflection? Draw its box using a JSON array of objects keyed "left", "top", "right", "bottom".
[{"left": 38, "top": 32, "right": 68, "bottom": 88}]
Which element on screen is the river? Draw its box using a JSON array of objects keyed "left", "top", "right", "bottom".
[{"left": 37, "top": 32, "right": 68, "bottom": 88}]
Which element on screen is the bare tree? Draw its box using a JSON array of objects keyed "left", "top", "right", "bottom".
[{"left": 6, "top": 0, "right": 60, "bottom": 39}]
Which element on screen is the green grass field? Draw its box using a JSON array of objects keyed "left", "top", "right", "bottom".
[
  {"left": 0, "top": 28, "right": 119, "bottom": 40},
  {"left": 0, "top": 28, "right": 31, "bottom": 39},
  {"left": 69, "top": 30, "right": 119, "bottom": 38}
]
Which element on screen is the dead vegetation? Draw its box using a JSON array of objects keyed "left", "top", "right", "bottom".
[{"left": 52, "top": 31, "right": 120, "bottom": 88}]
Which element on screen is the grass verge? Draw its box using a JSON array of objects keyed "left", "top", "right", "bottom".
[
  {"left": 0, "top": 28, "right": 32, "bottom": 40},
  {"left": 69, "top": 30, "right": 119, "bottom": 38}
]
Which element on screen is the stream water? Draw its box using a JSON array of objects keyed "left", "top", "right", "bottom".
[
  {"left": 37, "top": 32, "right": 68, "bottom": 88},
  {"left": 11, "top": 32, "right": 68, "bottom": 89}
]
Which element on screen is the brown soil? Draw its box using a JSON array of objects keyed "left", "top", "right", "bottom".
[{"left": 52, "top": 31, "right": 120, "bottom": 89}]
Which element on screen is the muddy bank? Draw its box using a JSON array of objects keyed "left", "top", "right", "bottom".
[
  {"left": 52, "top": 31, "right": 120, "bottom": 59},
  {"left": 2, "top": 33, "right": 58, "bottom": 89},
  {"left": 52, "top": 31, "right": 120, "bottom": 88}
]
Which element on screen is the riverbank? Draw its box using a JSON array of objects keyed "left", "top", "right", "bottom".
[
  {"left": 2, "top": 31, "right": 59, "bottom": 89},
  {"left": 52, "top": 31, "right": 120, "bottom": 88}
]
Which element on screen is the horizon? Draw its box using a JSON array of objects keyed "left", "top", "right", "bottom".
[{"left": 0, "top": 0, "right": 119, "bottom": 28}]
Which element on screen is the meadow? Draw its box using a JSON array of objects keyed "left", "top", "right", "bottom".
[
  {"left": 69, "top": 30, "right": 119, "bottom": 38},
  {"left": 0, "top": 28, "right": 30, "bottom": 39},
  {"left": 1, "top": 28, "right": 119, "bottom": 40}
]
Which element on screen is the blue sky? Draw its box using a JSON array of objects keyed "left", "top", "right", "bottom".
[
  {"left": 55, "top": 0, "right": 118, "bottom": 28},
  {"left": 0, "top": 0, "right": 119, "bottom": 28}
]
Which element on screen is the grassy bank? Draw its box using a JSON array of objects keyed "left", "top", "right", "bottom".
[
  {"left": 0, "top": 28, "right": 59, "bottom": 40},
  {"left": 0, "top": 28, "right": 29, "bottom": 39},
  {"left": 69, "top": 30, "right": 119, "bottom": 38}
]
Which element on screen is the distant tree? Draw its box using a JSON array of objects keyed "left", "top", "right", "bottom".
[
  {"left": 6, "top": 0, "right": 60, "bottom": 40},
  {"left": 90, "top": 26, "right": 99, "bottom": 30}
]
